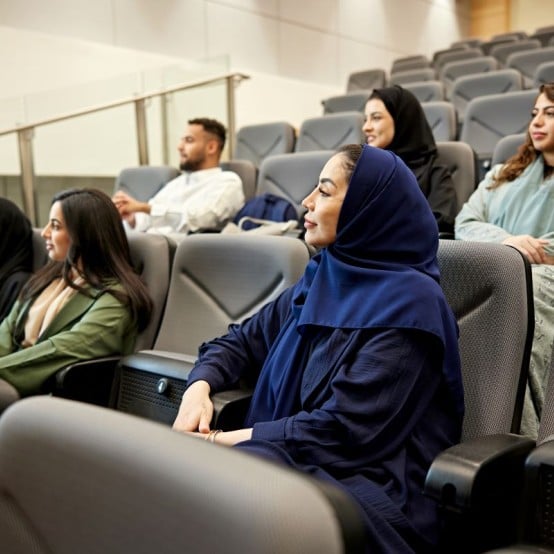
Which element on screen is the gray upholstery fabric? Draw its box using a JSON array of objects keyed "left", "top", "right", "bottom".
[
  {"left": 432, "top": 45, "right": 470, "bottom": 64},
  {"left": 459, "top": 89, "right": 538, "bottom": 163},
  {"left": 450, "top": 39, "right": 483, "bottom": 49},
  {"left": 321, "top": 92, "right": 368, "bottom": 114},
  {"left": 390, "top": 59, "right": 432, "bottom": 74},
  {"left": 0, "top": 379, "right": 19, "bottom": 415},
  {"left": 152, "top": 234, "right": 310, "bottom": 354},
  {"left": 0, "top": 396, "right": 360, "bottom": 554},
  {"left": 507, "top": 47, "right": 554, "bottom": 87},
  {"left": 220, "top": 159, "right": 258, "bottom": 200},
  {"left": 346, "top": 68, "right": 386, "bottom": 92},
  {"left": 295, "top": 113, "right": 365, "bottom": 153},
  {"left": 403, "top": 81, "right": 445, "bottom": 102},
  {"left": 126, "top": 232, "right": 174, "bottom": 350},
  {"left": 533, "top": 60, "right": 554, "bottom": 87},
  {"left": 490, "top": 39, "right": 541, "bottom": 66},
  {"left": 389, "top": 67, "right": 436, "bottom": 85},
  {"left": 256, "top": 150, "right": 333, "bottom": 216},
  {"left": 491, "top": 133, "right": 526, "bottom": 166},
  {"left": 529, "top": 30, "right": 554, "bottom": 47},
  {"left": 480, "top": 37, "right": 518, "bottom": 56},
  {"left": 235, "top": 122, "right": 296, "bottom": 168},
  {"left": 435, "top": 141, "right": 477, "bottom": 212},
  {"left": 437, "top": 240, "right": 533, "bottom": 438},
  {"left": 434, "top": 48, "right": 484, "bottom": 71},
  {"left": 451, "top": 69, "right": 523, "bottom": 122},
  {"left": 422, "top": 101, "right": 458, "bottom": 142},
  {"left": 439, "top": 56, "right": 499, "bottom": 99},
  {"left": 114, "top": 165, "right": 180, "bottom": 202}
]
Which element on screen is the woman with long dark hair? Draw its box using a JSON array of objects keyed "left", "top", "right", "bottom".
[
  {"left": 0, "top": 188, "right": 152, "bottom": 396},
  {"left": 456, "top": 83, "right": 554, "bottom": 437}
]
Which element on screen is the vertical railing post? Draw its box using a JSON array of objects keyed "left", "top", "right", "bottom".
[
  {"left": 17, "top": 127, "right": 38, "bottom": 226},
  {"left": 134, "top": 97, "right": 149, "bottom": 165},
  {"left": 160, "top": 93, "right": 170, "bottom": 165},
  {"left": 225, "top": 75, "right": 237, "bottom": 159}
]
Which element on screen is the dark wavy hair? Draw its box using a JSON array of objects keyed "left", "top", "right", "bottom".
[
  {"left": 188, "top": 117, "right": 226, "bottom": 152},
  {"left": 21, "top": 188, "right": 152, "bottom": 331},
  {"left": 336, "top": 143, "right": 364, "bottom": 182},
  {"left": 490, "top": 82, "right": 554, "bottom": 189}
]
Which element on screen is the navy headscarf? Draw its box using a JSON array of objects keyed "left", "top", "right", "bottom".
[{"left": 246, "top": 145, "right": 463, "bottom": 422}]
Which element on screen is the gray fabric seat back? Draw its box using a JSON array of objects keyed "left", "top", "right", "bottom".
[
  {"left": 529, "top": 29, "right": 554, "bottom": 46},
  {"left": 322, "top": 92, "right": 368, "bottom": 114},
  {"left": 422, "top": 101, "right": 458, "bottom": 142},
  {"left": 433, "top": 45, "right": 470, "bottom": 65},
  {"left": 450, "top": 39, "right": 483, "bottom": 49},
  {"left": 256, "top": 150, "right": 334, "bottom": 218},
  {"left": 295, "top": 112, "right": 365, "bottom": 153},
  {"left": 439, "top": 56, "right": 499, "bottom": 99},
  {"left": 437, "top": 240, "right": 533, "bottom": 438},
  {"left": 533, "top": 60, "right": 554, "bottom": 87},
  {"left": 235, "top": 121, "right": 296, "bottom": 168},
  {"left": 435, "top": 141, "right": 477, "bottom": 212},
  {"left": 153, "top": 234, "right": 310, "bottom": 354},
  {"left": 346, "top": 68, "right": 386, "bottom": 92},
  {"left": 451, "top": 69, "right": 524, "bottom": 123},
  {"left": 491, "top": 133, "right": 526, "bottom": 166},
  {"left": 391, "top": 56, "right": 431, "bottom": 73},
  {"left": 507, "top": 47, "right": 554, "bottom": 87},
  {"left": 126, "top": 231, "right": 175, "bottom": 350},
  {"left": 459, "top": 89, "right": 537, "bottom": 167},
  {"left": 0, "top": 396, "right": 365, "bottom": 554},
  {"left": 480, "top": 36, "right": 518, "bottom": 56},
  {"left": 114, "top": 165, "right": 180, "bottom": 202},
  {"left": 220, "top": 159, "right": 258, "bottom": 201},
  {"left": 490, "top": 39, "right": 541, "bottom": 66},
  {"left": 403, "top": 81, "right": 445, "bottom": 102},
  {"left": 434, "top": 48, "right": 484, "bottom": 72},
  {"left": 389, "top": 68, "right": 436, "bottom": 86}
]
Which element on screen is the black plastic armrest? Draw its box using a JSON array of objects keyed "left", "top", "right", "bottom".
[
  {"left": 211, "top": 387, "right": 253, "bottom": 431},
  {"left": 438, "top": 232, "right": 455, "bottom": 240},
  {"left": 424, "top": 433, "right": 535, "bottom": 511},
  {"left": 120, "top": 350, "right": 197, "bottom": 380},
  {"left": 50, "top": 356, "right": 122, "bottom": 406}
]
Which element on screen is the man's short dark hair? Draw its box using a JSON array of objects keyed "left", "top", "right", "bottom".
[{"left": 188, "top": 117, "right": 226, "bottom": 151}]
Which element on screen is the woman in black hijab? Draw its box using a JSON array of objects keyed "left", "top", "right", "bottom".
[
  {"left": 0, "top": 198, "right": 33, "bottom": 320},
  {"left": 363, "top": 85, "right": 458, "bottom": 234}
]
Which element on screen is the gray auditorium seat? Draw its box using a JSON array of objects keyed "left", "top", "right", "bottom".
[
  {"left": 450, "top": 69, "right": 523, "bottom": 123},
  {"left": 295, "top": 112, "right": 365, "bottom": 153},
  {"left": 434, "top": 47, "right": 484, "bottom": 72},
  {"left": 220, "top": 159, "right": 258, "bottom": 201},
  {"left": 490, "top": 39, "right": 541, "bottom": 66},
  {"left": 321, "top": 92, "right": 368, "bottom": 114},
  {"left": 433, "top": 45, "right": 470, "bottom": 65},
  {"left": 492, "top": 31, "right": 528, "bottom": 41},
  {"left": 421, "top": 101, "right": 458, "bottom": 142},
  {"left": 403, "top": 80, "right": 445, "bottom": 102},
  {"left": 235, "top": 121, "right": 296, "bottom": 168},
  {"left": 346, "top": 68, "right": 386, "bottom": 92},
  {"left": 0, "top": 396, "right": 366, "bottom": 554},
  {"left": 114, "top": 234, "right": 312, "bottom": 425},
  {"left": 256, "top": 150, "right": 334, "bottom": 218},
  {"left": 507, "top": 47, "right": 554, "bottom": 88},
  {"left": 390, "top": 58, "right": 431, "bottom": 74},
  {"left": 480, "top": 36, "right": 518, "bottom": 56},
  {"left": 491, "top": 133, "right": 526, "bottom": 167},
  {"left": 424, "top": 240, "right": 535, "bottom": 552},
  {"left": 439, "top": 56, "right": 499, "bottom": 99},
  {"left": 435, "top": 141, "right": 477, "bottom": 212},
  {"left": 533, "top": 60, "right": 554, "bottom": 87},
  {"left": 459, "top": 89, "right": 537, "bottom": 175},
  {"left": 529, "top": 29, "right": 554, "bottom": 46},
  {"left": 451, "top": 39, "right": 483, "bottom": 49},
  {"left": 114, "top": 165, "right": 180, "bottom": 202},
  {"left": 389, "top": 68, "right": 436, "bottom": 85}
]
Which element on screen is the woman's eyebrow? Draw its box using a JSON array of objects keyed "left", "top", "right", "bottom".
[{"left": 320, "top": 177, "right": 337, "bottom": 188}]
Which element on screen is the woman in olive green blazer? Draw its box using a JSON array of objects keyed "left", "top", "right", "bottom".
[{"left": 0, "top": 188, "right": 152, "bottom": 396}]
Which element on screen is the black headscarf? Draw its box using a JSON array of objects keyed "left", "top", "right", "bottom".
[
  {"left": 0, "top": 198, "right": 33, "bottom": 289},
  {"left": 370, "top": 85, "right": 438, "bottom": 196}
]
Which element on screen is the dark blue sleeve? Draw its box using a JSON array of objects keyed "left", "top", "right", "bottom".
[
  {"left": 186, "top": 287, "right": 294, "bottom": 392},
  {"left": 251, "top": 328, "right": 446, "bottom": 468}
]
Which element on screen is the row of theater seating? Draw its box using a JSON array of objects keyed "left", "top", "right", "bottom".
[{"left": 2, "top": 229, "right": 552, "bottom": 552}]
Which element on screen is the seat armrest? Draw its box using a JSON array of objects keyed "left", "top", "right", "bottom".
[
  {"left": 120, "top": 350, "right": 197, "bottom": 380},
  {"left": 425, "top": 433, "right": 535, "bottom": 552},
  {"left": 49, "top": 356, "right": 122, "bottom": 406},
  {"left": 211, "top": 387, "right": 253, "bottom": 431}
]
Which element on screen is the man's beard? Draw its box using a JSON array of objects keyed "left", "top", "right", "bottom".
[{"left": 180, "top": 157, "right": 202, "bottom": 172}]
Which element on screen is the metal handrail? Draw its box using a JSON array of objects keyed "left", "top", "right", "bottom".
[{"left": 2, "top": 71, "right": 250, "bottom": 224}]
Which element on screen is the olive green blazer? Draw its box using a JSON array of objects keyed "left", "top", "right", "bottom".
[{"left": 0, "top": 287, "right": 137, "bottom": 396}]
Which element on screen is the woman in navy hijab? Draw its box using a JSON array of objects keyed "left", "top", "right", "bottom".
[{"left": 173, "top": 144, "right": 464, "bottom": 553}]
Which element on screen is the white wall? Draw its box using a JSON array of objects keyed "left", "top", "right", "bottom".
[
  {"left": 510, "top": 0, "right": 554, "bottom": 34},
  {"left": 0, "top": 0, "right": 471, "bottom": 176}
]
